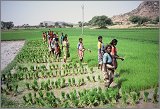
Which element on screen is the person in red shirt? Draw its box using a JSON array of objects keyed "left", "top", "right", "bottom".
[{"left": 110, "top": 39, "right": 124, "bottom": 69}]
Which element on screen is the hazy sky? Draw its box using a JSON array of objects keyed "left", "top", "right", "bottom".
[{"left": 1, "top": 1, "right": 143, "bottom": 26}]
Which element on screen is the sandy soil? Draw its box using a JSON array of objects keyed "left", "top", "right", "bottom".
[{"left": 1, "top": 41, "right": 25, "bottom": 71}]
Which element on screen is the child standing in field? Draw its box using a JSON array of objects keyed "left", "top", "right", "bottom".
[
  {"left": 110, "top": 39, "right": 124, "bottom": 69},
  {"left": 77, "top": 38, "right": 85, "bottom": 62},
  {"left": 102, "top": 44, "right": 115, "bottom": 87},
  {"left": 48, "top": 36, "right": 52, "bottom": 57},
  {"left": 50, "top": 37, "right": 55, "bottom": 56},
  {"left": 62, "top": 35, "right": 70, "bottom": 63},
  {"left": 54, "top": 37, "right": 61, "bottom": 59},
  {"left": 60, "top": 33, "right": 64, "bottom": 45},
  {"left": 97, "top": 36, "right": 105, "bottom": 70},
  {"left": 42, "top": 32, "right": 46, "bottom": 43}
]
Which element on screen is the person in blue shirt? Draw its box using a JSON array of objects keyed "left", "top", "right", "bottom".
[
  {"left": 60, "top": 33, "right": 64, "bottom": 45},
  {"left": 102, "top": 44, "right": 115, "bottom": 87}
]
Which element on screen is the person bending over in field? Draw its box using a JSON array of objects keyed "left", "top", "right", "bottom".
[
  {"left": 97, "top": 36, "right": 105, "bottom": 70},
  {"left": 54, "top": 37, "right": 61, "bottom": 60},
  {"left": 77, "top": 38, "right": 85, "bottom": 62},
  {"left": 102, "top": 44, "right": 115, "bottom": 88},
  {"left": 110, "top": 39, "right": 124, "bottom": 69},
  {"left": 62, "top": 35, "right": 70, "bottom": 63}
]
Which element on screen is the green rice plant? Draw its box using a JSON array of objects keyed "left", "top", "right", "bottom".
[
  {"left": 57, "top": 78, "right": 61, "bottom": 88},
  {"left": 30, "top": 72, "right": 34, "bottom": 80},
  {"left": 90, "top": 67, "right": 94, "bottom": 73},
  {"left": 25, "top": 83, "right": 30, "bottom": 90},
  {"left": 81, "top": 78, "right": 85, "bottom": 85},
  {"left": 76, "top": 69, "right": 78, "bottom": 75},
  {"left": 62, "top": 64, "right": 65, "bottom": 69},
  {"left": 66, "top": 93, "right": 70, "bottom": 100},
  {"left": 18, "top": 73, "right": 24, "bottom": 80},
  {"left": 55, "top": 71, "right": 58, "bottom": 76},
  {"left": 72, "top": 78, "right": 76, "bottom": 86},
  {"left": 46, "top": 72, "right": 50, "bottom": 78},
  {"left": 121, "top": 93, "right": 127, "bottom": 105},
  {"left": 70, "top": 91, "right": 78, "bottom": 102},
  {"left": 35, "top": 72, "right": 39, "bottom": 79},
  {"left": 40, "top": 81, "right": 45, "bottom": 90},
  {"left": 58, "top": 70, "right": 61, "bottom": 77},
  {"left": 33, "top": 79, "right": 38, "bottom": 87},
  {"left": 136, "top": 90, "right": 141, "bottom": 101},
  {"left": 92, "top": 76, "right": 96, "bottom": 82},
  {"left": 14, "top": 84, "right": 18, "bottom": 94},
  {"left": 152, "top": 87, "right": 158, "bottom": 103},
  {"left": 143, "top": 91, "right": 149, "bottom": 102},
  {"left": 87, "top": 76, "right": 91, "bottom": 81},
  {"left": 68, "top": 78, "right": 72, "bottom": 86},
  {"left": 47, "top": 79, "right": 51, "bottom": 86},
  {"left": 46, "top": 91, "right": 51, "bottom": 98},
  {"left": 28, "top": 93, "right": 33, "bottom": 104},
  {"left": 62, "top": 101, "right": 70, "bottom": 108},
  {"left": 78, "top": 79, "right": 81, "bottom": 87},
  {"left": 52, "top": 64, "right": 55, "bottom": 70},
  {"left": 61, "top": 78, "right": 66, "bottom": 88},
  {"left": 38, "top": 98, "right": 46, "bottom": 106},
  {"left": 81, "top": 95, "right": 89, "bottom": 106},
  {"left": 61, "top": 91, "right": 66, "bottom": 100},
  {"left": 41, "top": 65, "right": 47, "bottom": 71},
  {"left": 55, "top": 81, "right": 59, "bottom": 88},
  {"left": 23, "top": 95, "right": 29, "bottom": 104},
  {"left": 66, "top": 70, "right": 68, "bottom": 76},
  {"left": 45, "top": 83, "right": 50, "bottom": 91},
  {"left": 73, "top": 100, "right": 79, "bottom": 107},
  {"left": 38, "top": 90, "right": 44, "bottom": 98},
  {"left": 63, "top": 70, "right": 66, "bottom": 76},
  {"left": 130, "top": 92, "right": 137, "bottom": 105},
  {"left": 88, "top": 93, "right": 96, "bottom": 106},
  {"left": 32, "top": 84, "right": 38, "bottom": 91},
  {"left": 68, "top": 69, "right": 71, "bottom": 76},
  {"left": 84, "top": 68, "right": 88, "bottom": 74},
  {"left": 56, "top": 64, "right": 59, "bottom": 69},
  {"left": 34, "top": 93, "right": 37, "bottom": 99},
  {"left": 1, "top": 74, "right": 6, "bottom": 81},
  {"left": 98, "top": 75, "right": 101, "bottom": 81},
  {"left": 30, "top": 65, "right": 34, "bottom": 71},
  {"left": 13, "top": 73, "right": 18, "bottom": 80},
  {"left": 41, "top": 72, "right": 45, "bottom": 78},
  {"left": 51, "top": 81, "right": 55, "bottom": 89},
  {"left": 72, "top": 69, "right": 74, "bottom": 75},
  {"left": 23, "top": 67, "right": 28, "bottom": 72}
]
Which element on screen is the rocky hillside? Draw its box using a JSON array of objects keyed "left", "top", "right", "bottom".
[{"left": 111, "top": 1, "right": 159, "bottom": 24}]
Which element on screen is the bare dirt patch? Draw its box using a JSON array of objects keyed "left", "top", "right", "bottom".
[{"left": 1, "top": 40, "right": 25, "bottom": 71}]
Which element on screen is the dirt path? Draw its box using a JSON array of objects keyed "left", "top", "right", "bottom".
[{"left": 1, "top": 41, "right": 25, "bottom": 71}]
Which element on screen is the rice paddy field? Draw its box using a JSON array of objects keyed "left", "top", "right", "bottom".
[{"left": 1, "top": 28, "right": 159, "bottom": 108}]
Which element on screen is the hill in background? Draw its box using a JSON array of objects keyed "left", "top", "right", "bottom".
[{"left": 111, "top": 1, "right": 159, "bottom": 24}]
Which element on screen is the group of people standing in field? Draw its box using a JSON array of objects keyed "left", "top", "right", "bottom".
[
  {"left": 98, "top": 36, "right": 124, "bottom": 87},
  {"left": 42, "top": 29, "right": 70, "bottom": 63},
  {"left": 42, "top": 30, "right": 124, "bottom": 87}
]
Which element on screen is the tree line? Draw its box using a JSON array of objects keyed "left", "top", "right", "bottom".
[{"left": 1, "top": 15, "right": 159, "bottom": 30}]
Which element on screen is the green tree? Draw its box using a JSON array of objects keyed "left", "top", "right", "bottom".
[
  {"left": 1, "top": 21, "right": 14, "bottom": 29},
  {"left": 78, "top": 21, "right": 82, "bottom": 27},
  {"left": 156, "top": 16, "right": 159, "bottom": 22},
  {"left": 89, "top": 15, "right": 112, "bottom": 28},
  {"left": 129, "top": 16, "right": 150, "bottom": 25},
  {"left": 129, "top": 16, "right": 141, "bottom": 24}
]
